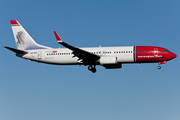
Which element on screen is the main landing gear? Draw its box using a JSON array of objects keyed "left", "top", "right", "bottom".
[{"left": 88, "top": 65, "right": 97, "bottom": 73}]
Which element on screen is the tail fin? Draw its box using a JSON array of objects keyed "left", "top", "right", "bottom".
[{"left": 10, "top": 20, "right": 50, "bottom": 50}]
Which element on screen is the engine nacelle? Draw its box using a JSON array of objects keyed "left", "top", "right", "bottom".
[{"left": 99, "top": 56, "right": 117, "bottom": 65}]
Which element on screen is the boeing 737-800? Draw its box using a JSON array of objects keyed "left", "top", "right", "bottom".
[{"left": 4, "top": 20, "right": 177, "bottom": 73}]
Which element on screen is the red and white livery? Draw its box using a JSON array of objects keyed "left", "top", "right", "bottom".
[{"left": 5, "top": 20, "right": 177, "bottom": 73}]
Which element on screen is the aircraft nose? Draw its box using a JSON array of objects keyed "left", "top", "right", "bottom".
[{"left": 171, "top": 52, "right": 177, "bottom": 59}]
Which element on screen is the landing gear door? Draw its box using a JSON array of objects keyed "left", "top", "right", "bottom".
[{"left": 38, "top": 51, "right": 42, "bottom": 59}]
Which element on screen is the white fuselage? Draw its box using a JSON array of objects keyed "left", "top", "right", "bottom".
[
  {"left": 8, "top": 20, "right": 177, "bottom": 73},
  {"left": 19, "top": 46, "right": 135, "bottom": 65}
]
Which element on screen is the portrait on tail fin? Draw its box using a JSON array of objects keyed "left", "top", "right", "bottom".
[
  {"left": 16, "top": 31, "right": 28, "bottom": 50},
  {"left": 10, "top": 20, "right": 50, "bottom": 50}
]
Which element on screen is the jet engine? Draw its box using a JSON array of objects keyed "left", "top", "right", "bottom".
[{"left": 99, "top": 56, "right": 117, "bottom": 65}]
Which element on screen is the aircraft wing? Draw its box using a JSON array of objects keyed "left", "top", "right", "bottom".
[{"left": 54, "top": 31, "right": 100, "bottom": 64}]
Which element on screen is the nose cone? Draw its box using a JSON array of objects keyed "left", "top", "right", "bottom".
[{"left": 171, "top": 52, "right": 177, "bottom": 59}]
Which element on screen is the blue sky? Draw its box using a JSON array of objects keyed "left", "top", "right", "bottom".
[{"left": 0, "top": 0, "right": 180, "bottom": 120}]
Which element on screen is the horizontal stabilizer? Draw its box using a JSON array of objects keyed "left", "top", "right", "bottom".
[{"left": 4, "top": 46, "right": 28, "bottom": 54}]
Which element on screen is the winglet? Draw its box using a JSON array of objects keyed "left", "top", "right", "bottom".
[{"left": 54, "top": 31, "right": 63, "bottom": 42}]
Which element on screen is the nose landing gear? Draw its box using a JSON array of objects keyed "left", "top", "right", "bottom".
[
  {"left": 157, "top": 61, "right": 167, "bottom": 69},
  {"left": 88, "top": 65, "right": 97, "bottom": 73},
  {"left": 157, "top": 65, "right": 161, "bottom": 69}
]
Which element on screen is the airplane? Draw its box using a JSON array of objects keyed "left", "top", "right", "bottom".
[{"left": 4, "top": 20, "right": 177, "bottom": 73}]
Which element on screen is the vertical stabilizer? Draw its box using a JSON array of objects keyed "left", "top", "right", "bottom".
[{"left": 10, "top": 20, "right": 50, "bottom": 50}]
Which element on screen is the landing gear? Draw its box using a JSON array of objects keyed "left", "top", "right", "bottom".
[
  {"left": 157, "top": 66, "right": 161, "bottom": 69},
  {"left": 157, "top": 61, "right": 167, "bottom": 69},
  {"left": 88, "top": 65, "right": 97, "bottom": 73}
]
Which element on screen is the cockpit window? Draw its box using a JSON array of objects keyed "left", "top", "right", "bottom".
[{"left": 163, "top": 50, "right": 170, "bottom": 52}]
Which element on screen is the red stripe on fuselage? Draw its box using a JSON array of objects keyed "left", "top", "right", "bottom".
[{"left": 135, "top": 46, "right": 174, "bottom": 63}]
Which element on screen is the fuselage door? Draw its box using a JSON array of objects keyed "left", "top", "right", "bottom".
[
  {"left": 154, "top": 48, "right": 160, "bottom": 60},
  {"left": 154, "top": 48, "right": 158, "bottom": 56},
  {"left": 38, "top": 51, "right": 42, "bottom": 59}
]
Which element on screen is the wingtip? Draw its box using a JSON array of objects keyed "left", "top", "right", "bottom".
[{"left": 54, "top": 31, "right": 62, "bottom": 42}]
